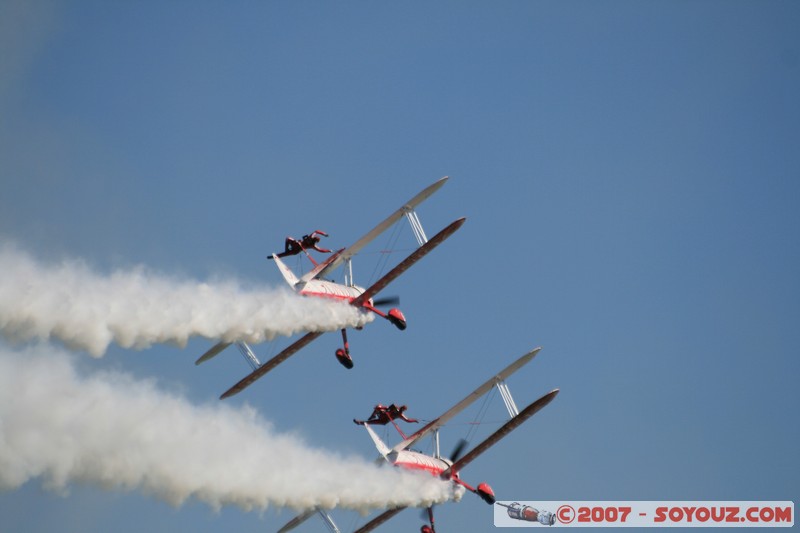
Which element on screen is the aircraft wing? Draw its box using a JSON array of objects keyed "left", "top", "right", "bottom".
[
  {"left": 352, "top": 506, "right": 407, "bottom": 533},
  {"left": 219, "top": 331, "right": 323, "bottom": 399},
  {"left": 316, "top": 176, "right": 450, "bottom": 280},
  {"left": 352, "top": 217, "right": 465, "bottom": 306},
  {"left": 276, "top": 508, "right": 317, "bottom": 532},
  {"left": 444, "top": 388, "right": 559, "bottom": 476},
  {"left": 391, "top": 347, "right": 543, "bottom": 453},
  {"left": 195, "top": 341, "right": 232, "bottom": 365}
]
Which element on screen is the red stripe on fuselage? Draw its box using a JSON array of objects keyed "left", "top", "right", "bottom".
[
  {"left": 393, "top": 461, "right": 447, "bottom": 477},
  {"left": 299, "top": 291, "right": 355, "bottom": 302},
  {"left": 391, "top": 451, "right": 452, "bottom": 477},
  {"left": 299, "top": 279, "right": 368, "bottom": 305}
]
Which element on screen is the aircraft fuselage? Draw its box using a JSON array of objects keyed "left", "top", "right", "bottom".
[{"left": 295, "top": 279, "right": 368, "bottom": 304}]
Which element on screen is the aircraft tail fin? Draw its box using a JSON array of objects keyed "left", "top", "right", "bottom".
[
  {"left": 271, "top": 253, "right": 300, "bottom": 287},
  {"left": 364, "top": 424, "right": 392, "bottom": 460}
]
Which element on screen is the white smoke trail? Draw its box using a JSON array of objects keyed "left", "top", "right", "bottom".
[
  {"left": 0, "top": 343, "right": 456, "bottom": 513},
  {"left": 0, "top": 245, "right": 372, "bottom": 356}
]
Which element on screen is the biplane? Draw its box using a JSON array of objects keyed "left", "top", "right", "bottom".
[
  {"left": 195, "top": 177, "right": 465, "bottom": 399},
  {"left": 278, "top": 347, "right": 559, "bottom": 533}
]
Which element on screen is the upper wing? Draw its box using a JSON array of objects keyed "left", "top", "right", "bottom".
[
  {"left": 352, "top": 217, "right": 465, "bottom": 306},
  {"left": 316, "top": 176, "right": 450, "bottom": 280},
  {"left": 445, "top": 388, "right": 559, "bottom": 476},
  {"left": 219, "top": 331, "right": 323, "bottom": 399},
  {"left": 391, "top": 347, "right": 543, "bottom": 453},
  {"left": 352, "top": 507, "right": 407, "bottom": 533}
]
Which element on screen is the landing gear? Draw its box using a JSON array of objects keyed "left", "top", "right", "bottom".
[
  {"left": 420, "top": 507, "right": 436, "bottom": 533},
  {"left": 387, "top": 308, "right": 407, "bottom": 330},
  {"left": 476, "top": 482, "right": 496, "bottom": 504},
  {"left": 335, "top": 348, "right": 353, "bottom": 369},
  {"left": 335, "top": 329, "right": 354, "bottom": 369},
  {"left": 364, "top": 302, "right": 407, "bottom": 331},
  {"left": 333, "top": 307, "right": 406, "bottom": 370}
]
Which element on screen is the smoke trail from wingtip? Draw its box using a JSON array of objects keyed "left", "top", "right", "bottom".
[
  {"left": 0, "top": 245, "right": 371, "bottom": 356},
  {"left": 0, "top": 344, "right": 456, "bottom": 512}
]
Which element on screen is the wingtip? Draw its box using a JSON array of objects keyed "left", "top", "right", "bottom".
[
  {"left": 518, "top": 388, "right": 560, "bottom": 418},
  {"left": 219, "top": 388, "right": 236, "bottom": 400},
  {"left": 527, "top": 388, "right": 560, "bottom": 410}
]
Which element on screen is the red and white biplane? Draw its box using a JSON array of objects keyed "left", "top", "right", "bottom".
[
  {"left": 195, "top": 177, "right": 465, "bottom": 399},
  {"left": 278, "top": 347, "right": 559, "bottom": 533}
]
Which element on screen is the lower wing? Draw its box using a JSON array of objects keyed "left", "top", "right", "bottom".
[
  {"left": 219, "top": 331, "right": 323, "bottom": 399},
  {"left": 353, "top": 506, "right": 407, "bottom": 533}
]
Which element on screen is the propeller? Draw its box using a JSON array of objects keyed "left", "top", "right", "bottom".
[
  {"left": 372, "top": 295, "right": 400, "bottom": 307},
  {"left": 449, "top": 438, "right": 468, "bottom": 463}
]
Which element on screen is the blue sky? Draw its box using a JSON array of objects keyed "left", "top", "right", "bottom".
[{"left": 1, "top": 1, "right": 798, "bottom": 531}]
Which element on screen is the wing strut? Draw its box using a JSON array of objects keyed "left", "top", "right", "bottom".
[
  {"left": 346, "top": 201, "right": 434, "bottom": 287},
  {"left": 392, "top": 347, "right": 543, "bottom": 453},
  {"left": 277, "top": 507, "right": 341, "bottom": 533},
  {"left": 352, "top": 217, "right": 465, "bottom": 307},
  {"left": 317, "top": 176, "right": 449, "bottom": 281},
  {"left": 404, "top": 207, "right": 428, "bottom": 246},
  {"left": 496, "top": 380, "right": 519, "bottom": 417},
  {"left": 317, "top": 509, "right": 341, "bottom": 533},
  {"left": 235, "top": 341, "right": 261, "bottom": 371},
  {"left": 445, "top": 388, "right": 559, "bottom": 476}
]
